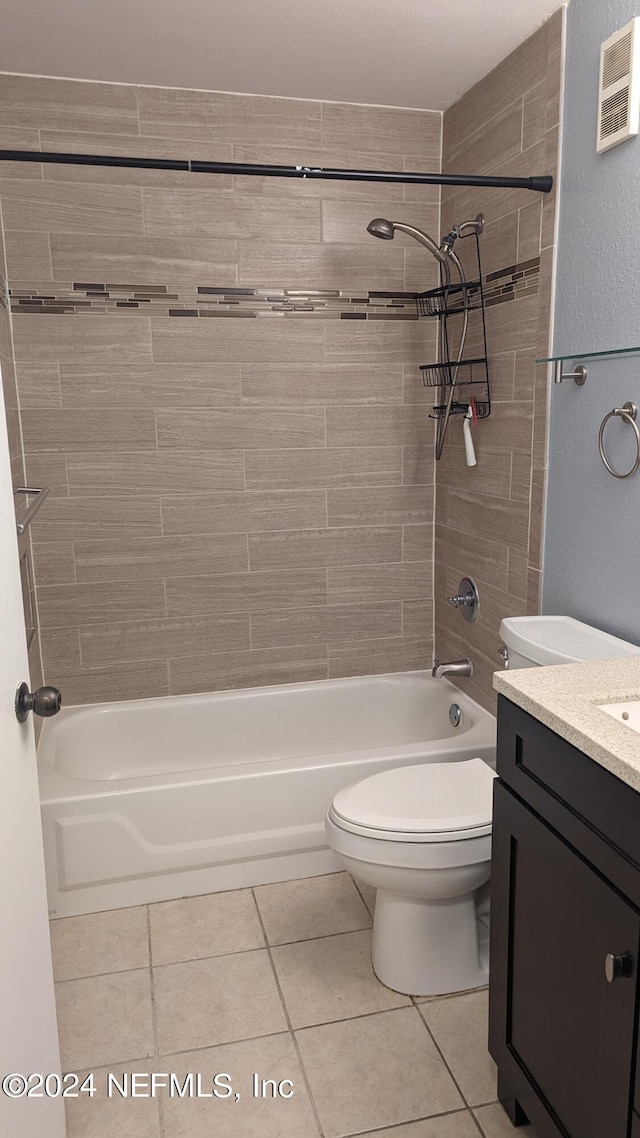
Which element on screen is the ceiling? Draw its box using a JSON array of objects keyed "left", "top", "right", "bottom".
[{"left": 0, "top": 0, "right": 564, "bottom": 110}]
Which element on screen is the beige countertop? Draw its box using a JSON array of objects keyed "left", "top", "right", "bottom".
[{"left": 493, "top": 656, "right": 640, "bottom": 793}]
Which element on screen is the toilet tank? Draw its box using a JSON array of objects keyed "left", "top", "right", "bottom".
[{"left": 499, "top": 615, "right": 640, "bottom": 670}]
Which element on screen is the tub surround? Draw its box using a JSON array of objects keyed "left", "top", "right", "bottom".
[
  {"left": 0, "top": 73, "right": 443, "bottom": 705},
  {"left": 435, "top": 9, "right": 564, "bottom": 712},
  {"left": 495, "top": 656, "right": 640, "bottom": 792}
]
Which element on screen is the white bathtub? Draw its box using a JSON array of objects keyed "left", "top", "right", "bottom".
[{"left": 38, "top": 671, "right": 496, "bottom": 918}]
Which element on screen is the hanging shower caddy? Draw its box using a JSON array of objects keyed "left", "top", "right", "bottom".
[{"left": 416, "top": 229, "right": 491, "bottom": 423}]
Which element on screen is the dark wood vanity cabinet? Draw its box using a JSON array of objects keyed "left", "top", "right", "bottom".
[{"left": 489, "top": 695, "right": 640, "bottom": 1138}]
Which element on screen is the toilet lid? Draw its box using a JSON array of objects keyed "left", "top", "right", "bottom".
[{"left": 331, "top": 759, "right": 496, "bottom": 839}]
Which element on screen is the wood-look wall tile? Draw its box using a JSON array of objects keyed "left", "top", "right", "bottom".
[
  {"left": 541, "top": 125, "right": 560, "bottom": 250},
  {"left": 24, "top": 453, "right": 69, "bottom": 498},
  {"left": 51, "top": 660, "right": 170, "bottom": 706},
  {"left": 237, "top": 241, "right": 405, "bottom": 290},
  {"left": 40, "top": 627, "right": 81, "bottom": 672},
  {"left": 169, "top": 645, "right": 328, "bottom": 696},
  {"left": 522, "top": 81, "right": 547, "bottom": 151},
  {"left": 22, "top": 408, "right": 156, "bottom": 454},
  {"left": 4, "top": 231, "right": 53, "bottom": 278},
  {"left": 151, "top": 317, "right": 323, "bottom": 365},
  {"left": 248, "top": 526, "right": 401, "bottom": 571},
  {"left": 513, "top": 348, "right": 537, "bottom": 401},
  {"left": 15, "top": 363, "right": 62, "bottom": 409},
  {"left": 435, "top": 607, "right": 499, "bottom": 713},
  {"left": 328, "top": 636, "right": 431, "bottom": 678},
  {"left": 165, "top": 569, "right": 327, "bottom": 617},
  {"left": 433, "top": 440, "right": 512, "bottom": 499},
  {"left": 528, "top": 468, "right": 546, "bottom": 568},
  {"left": 60, "top": 363, "right": 242, "bottom": 409},
  {"left": 251, "top": 602, "right": 402, "bottom": 648},
  {"left": 143, "top": 189, "right": 321, "bottom": 242},
  {"left": 527, "top": 566, "right": 542, "bottom": 614},
  {"left": 403, "top": 525, "right": 432, "bottom": 562},
  {"left": 245, "top": 447, "right": 402, "bottom": 490},
  {"left": 50, "top": 233, "right": 239, "bottom": 285},
  {"left": 507, "top": 549, "right": 529, "bottom": 601},
  {"left": 518, "top": 200, "right": 542, "bottom": 263},
  {"left": 137, "top": 87, "right": 321, "bottom": 147},
  {"left": 156, "top": 407, "right": 325, "bottom": 451},
  {"left": 67, "top": 451, "right": 245, "bottom": 496},
  {"left": 161, "top": 490, "right": 326, "bottom": 535},
  {"left": 324, "top": 321, "right": 425, "bottom": 365},
  {"left": 74, "top": 533, "right": 248, "bottom": 583},
  {"left": 38, "top": 579, "right": 166, "bottom": 628},
  {"left": 30, "top": 497, "right": 162, "bottom": 541},
  {"left": 328, "top": 562, "right": 431, "bottom": 605},
  {"left": 438, "top": 486, "right": 529, "bottom": 551},
  {"left": 453, "top": 23, "right": 548, "bottom": 144},
  {"left": 32, "top": 541, "right": 75, "bottom": 586},
  {"left": 0, "top": 178, "right": 144, "bottom": 234},
  {"left": 325, "top": 405, "right": 427, "bottom": 448},
  {"left": 241, "top": 364, "right": 402, "bottom": 407},
  {"left": 80, "top": 613, "right": 250, "bottom": 666},
  {"left": 320, "top": 103, "right": 441, "bottom": 158},
  {"left": 0, "top": 125, "right": 42, "bottom": 179},
  {"left": 484, "top": 294, "right": 538, "bottom": 355},
  {"left": 321, "top": 199, "right": 439, "bottom": 245},
  {"left": 446, "top": 101, "right": 523, "bottom": 178},
  {"left": 0, "top": 75, "right": 139, "bottom": 135},
  {"left": 510, "top": 453, "right": 533, "bottom": 501},
  {"left": 12, "top": 316, "right": 152, "bottom": 365},
  {"left": 402, "top": 444, "right": 435, "bottom": 486},
  {"left": 474, "top": 402, "right": 534, "bottom": 456},
  {"left": 487, "top": 352, "right": 516, "bottom": 402},
  {"left": 402, "top": 600, "right": 434, "bottom": 639},
  {"left": 328, "top": 486, "right": 432, "bottom": 528}
]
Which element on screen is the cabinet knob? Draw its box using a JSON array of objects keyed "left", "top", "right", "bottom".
[{"left": 604, "top": 952, "right": 633, "bottom": 983}]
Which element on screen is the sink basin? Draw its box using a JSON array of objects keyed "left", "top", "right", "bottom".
[{"left": 597, "top": 700, "right": 640, "bottom": 736}]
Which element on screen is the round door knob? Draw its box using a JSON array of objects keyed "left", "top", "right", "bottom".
[
  {"left": 15, "top": 682, "right": 62, "bottom": 723},
  {"left": 604, "top": 952, "right": 633, "bottom": 983}
]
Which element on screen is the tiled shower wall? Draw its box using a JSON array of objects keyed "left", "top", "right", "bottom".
[
  {"left": 435, "top": 10, "right": 563, "bottom": 710},
  {"left": 0, "top": 205, "right": 45, "bottom": 704},
  {"left": 0, "top": 76, "right": 441, "bottom": 703}
]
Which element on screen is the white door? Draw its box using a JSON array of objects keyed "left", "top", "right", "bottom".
[{"left": 0, "top": 376, "right": 66, "bottom": 1135}]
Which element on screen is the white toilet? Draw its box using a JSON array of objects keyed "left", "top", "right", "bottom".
[{"left": 326, "top": 615, "right": 640, "bottom": 998}]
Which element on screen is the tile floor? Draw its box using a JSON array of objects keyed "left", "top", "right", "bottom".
[{"left": 50, "top": 871, "right": 537, "bottom": 1138}]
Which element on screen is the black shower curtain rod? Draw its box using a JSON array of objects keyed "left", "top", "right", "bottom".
[{"left": 0, "top": 149, "right": 553, "bottom": 192}]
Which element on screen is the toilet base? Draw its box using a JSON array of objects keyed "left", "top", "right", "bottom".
[{"left": 372, "top": 888, "right": 488, "bottom": 996}]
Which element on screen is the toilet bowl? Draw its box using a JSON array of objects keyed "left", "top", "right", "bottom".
[
  {"left": 326, "top": 758, "right": 496, "bottom": 996},
  {"left": 326, "top": 616, "right": 640, "bottom": 998}
]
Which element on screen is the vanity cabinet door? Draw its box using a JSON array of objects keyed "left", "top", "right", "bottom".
[{"left": 489, "top": 782, "right": 640, "bottom": 1138}]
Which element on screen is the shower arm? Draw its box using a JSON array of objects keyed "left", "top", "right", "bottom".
[{"left": 0, "top": 150, "right": 553, "bottom": 192}]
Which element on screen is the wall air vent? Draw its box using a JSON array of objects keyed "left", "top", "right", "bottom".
[{"left": 597, "top": 18, "right": 640, "bottom": 152}]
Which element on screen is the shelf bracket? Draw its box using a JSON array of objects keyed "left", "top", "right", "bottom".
[{"left": 553, "top": 361, "right": 588, "bottom": 385}]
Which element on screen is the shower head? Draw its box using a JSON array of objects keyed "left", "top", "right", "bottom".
[{"left": 366, "top": 217, "right": 449, "bottom": 266}]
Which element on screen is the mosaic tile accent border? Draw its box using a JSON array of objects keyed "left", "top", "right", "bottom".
[
  {"left": 8, "top": 284, "right": 418, "bottom": 320},
  {"left": 7, "top": 257, "right": 539, "bottom": 319},
  {"left": 0, "top": 275, "right": 8, "bottom": 311}
]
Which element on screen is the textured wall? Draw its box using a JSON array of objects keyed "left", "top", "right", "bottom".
[
  {"left": 0, "top": 76, "right": 441, "bottom": 703},
  {"left": 543, "top": 0, "right": 640, "bottom": 646},
  {"left": 435, "top": 10, "right": 564, "bottom": 711}
]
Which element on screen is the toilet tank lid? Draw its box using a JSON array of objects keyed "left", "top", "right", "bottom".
[
  {"left": 331, "top": 758, "right": 496, "bottom": 835},
  {"left": 500, "top": 616, "right": 640, "bottom": 667}
]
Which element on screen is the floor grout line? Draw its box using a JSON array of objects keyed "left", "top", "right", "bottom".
[
  {"left": 250, "top": 886, "right": 325, "bottom": 1138},
  {"left": 146, "top": 905, "right": 165, "bottom": 1138},
  {"left": 414, "top": 1000, "right": 475, "bottom": 1112}
]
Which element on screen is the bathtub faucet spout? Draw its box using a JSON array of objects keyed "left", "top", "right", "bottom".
[{"left": 432, "top": 658, "right": 473, "bottom": 679}]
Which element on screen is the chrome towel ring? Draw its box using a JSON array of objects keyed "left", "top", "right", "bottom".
[{"left": 598, "top": 401, "right": 640, "bottom": 479}]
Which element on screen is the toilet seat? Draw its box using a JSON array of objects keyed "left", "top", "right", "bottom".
[{"left": 330, "top": 758, "right": 496, "bottom": 843}]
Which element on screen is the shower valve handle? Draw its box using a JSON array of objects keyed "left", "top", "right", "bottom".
[
  {"left": 15, "top": 681, "right": 62, "bottom": 723},
  {"left": 447, "top": 593, "right": 474, "bottom": 609}
]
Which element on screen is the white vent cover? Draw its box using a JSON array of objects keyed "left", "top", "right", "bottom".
[{"left": 597, "top": 18, "right": 640, "bottom": 152}]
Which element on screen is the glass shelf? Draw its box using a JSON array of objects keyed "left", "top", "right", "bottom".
[{"left": 536, "top": 345, "right": 640, "bottom": 364}]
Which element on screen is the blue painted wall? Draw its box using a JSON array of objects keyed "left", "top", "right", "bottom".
[{"left": 542, "top": 0, "right": 640, "bottom": 643}]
